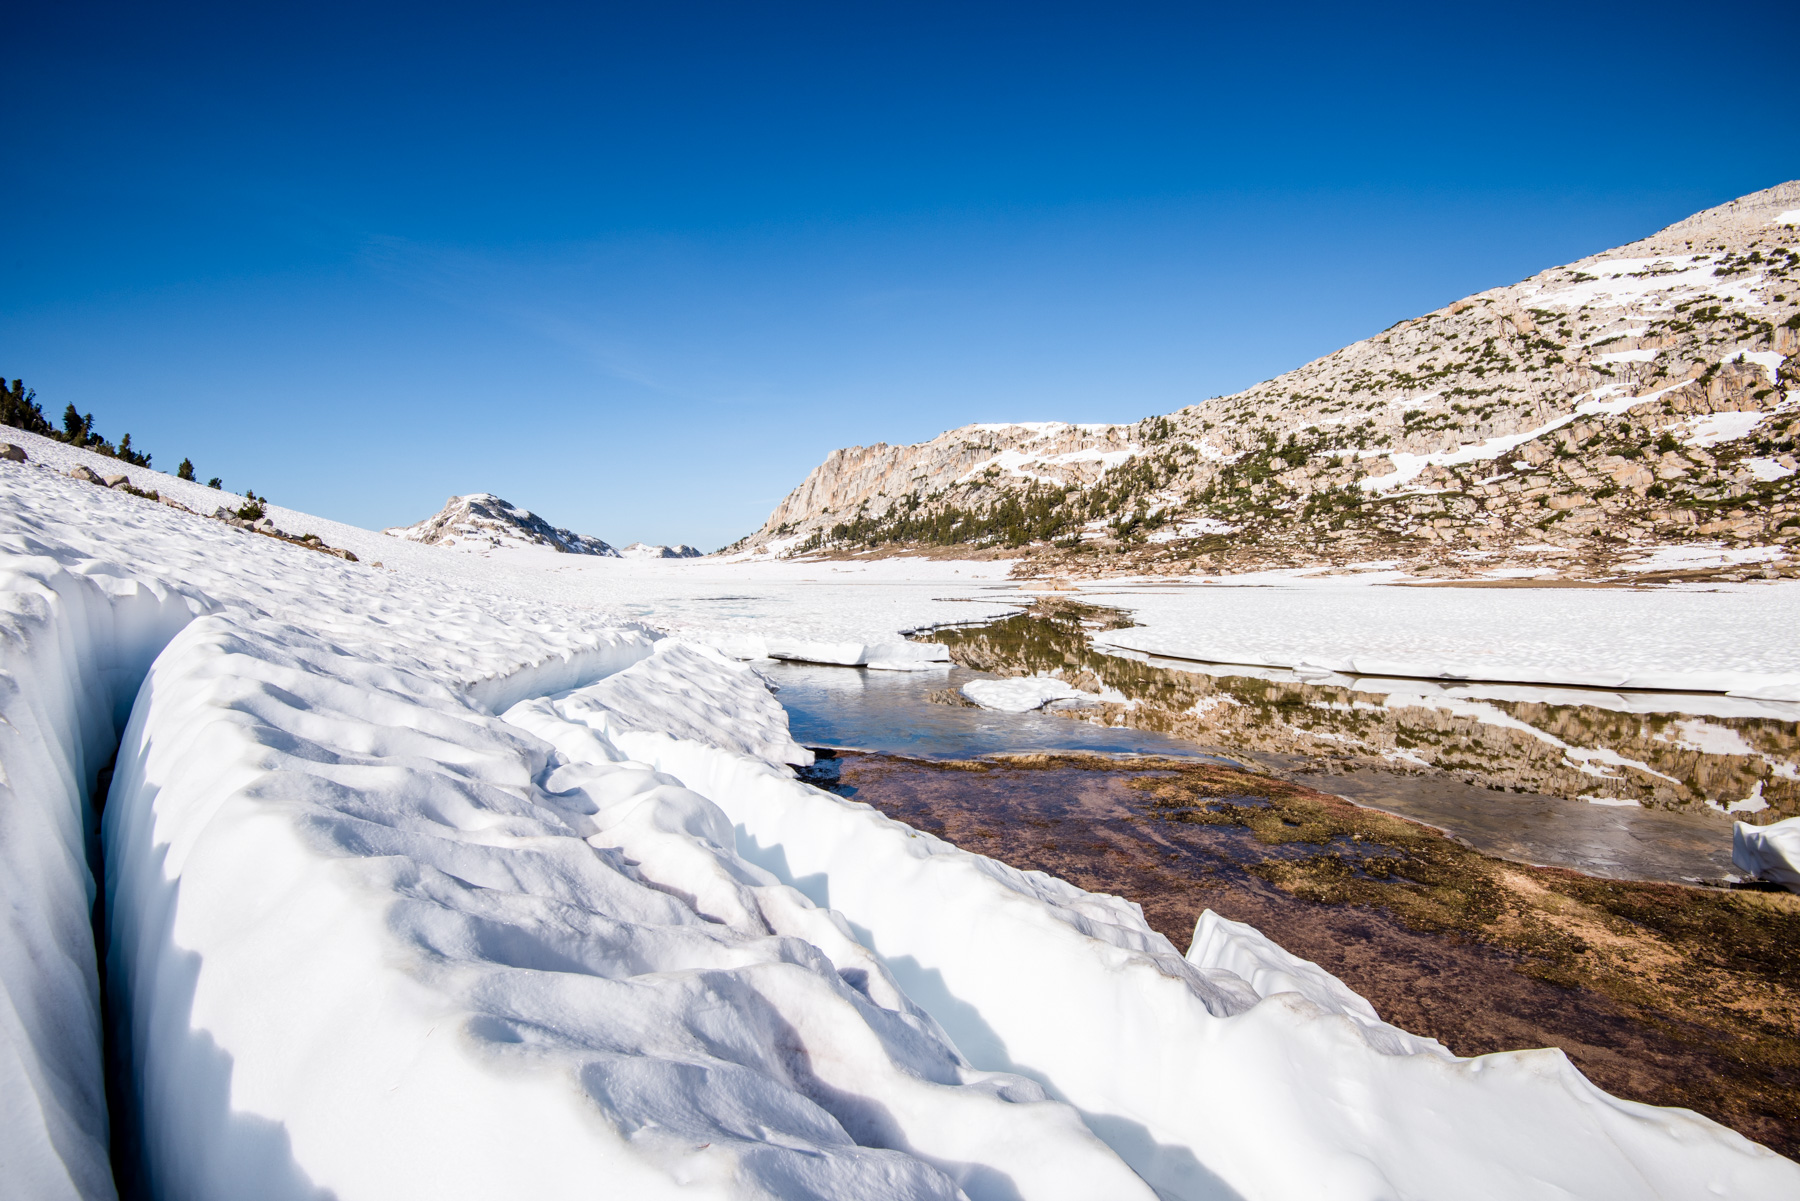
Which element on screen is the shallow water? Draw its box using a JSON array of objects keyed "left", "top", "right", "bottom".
[
  {"left": 765, "top": 660, "right": 1219, "bottom": 760},
  {"left": 767, "top": 655, "right": 1765, "bottom": 884}
]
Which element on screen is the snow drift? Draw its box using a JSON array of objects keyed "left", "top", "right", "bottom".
[{"left": 1734, "top": 815, "right": 1800, "bottom": 890}]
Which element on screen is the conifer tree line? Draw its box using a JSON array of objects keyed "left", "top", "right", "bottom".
[{"left": 3, "top": 376, "right": 223, "bottom": 489}]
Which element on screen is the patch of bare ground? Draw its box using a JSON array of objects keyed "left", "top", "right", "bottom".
[{"left": 798, "top": 749, "right": 1800, "bottom": 1160}]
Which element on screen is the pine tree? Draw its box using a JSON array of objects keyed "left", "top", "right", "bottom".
[
  {"left": 1, "top": 378, "right": 51, "bottom": 434},
  {"left": 178, "top": 458, "right": 196, "bottom": 481},
  {"left": 207, "top": 477, "right": 222, "bottom": 489}
]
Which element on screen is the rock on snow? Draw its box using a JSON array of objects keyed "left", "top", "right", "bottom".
[{"left": 2, "top": 451, "right": 1797, "bottom": 1199}]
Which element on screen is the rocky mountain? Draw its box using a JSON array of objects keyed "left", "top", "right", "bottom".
[
  {"left": 385, "top": 493, "right": 618, "bottom": 556},
  {"left": 731, "top": 182, "right": 1800, "bottom": 577},
  {"left": 620, "top": 541, "right": 704, "bottom": 559}
]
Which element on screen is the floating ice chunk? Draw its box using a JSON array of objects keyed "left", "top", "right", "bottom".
[{"left": 959, "top": 675, "right": 1098, "bottom": 712}]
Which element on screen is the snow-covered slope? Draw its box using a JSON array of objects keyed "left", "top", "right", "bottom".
[
  {"left": 384, "top": 492, "right": 619, "bottom": 556},
  {"left": 3, "top": 443, "right": 1798, "bottom": 1198}
]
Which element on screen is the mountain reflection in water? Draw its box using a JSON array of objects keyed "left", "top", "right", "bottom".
[{"left": 766, "top": 632, "right": 1797, "bottom": 885}]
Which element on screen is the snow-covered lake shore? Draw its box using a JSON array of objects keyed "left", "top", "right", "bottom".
[{"left": 4, "top": 436, "right": 1798, "bottom": 1199}]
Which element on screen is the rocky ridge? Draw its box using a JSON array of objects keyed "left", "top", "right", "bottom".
[
  {"left": 733, "top": 182, "right": 1800, "bottom": 578},
  {"left": 385, "top": 492, "right": 618, "bottom": 556}
]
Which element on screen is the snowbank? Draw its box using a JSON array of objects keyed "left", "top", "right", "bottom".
[
  {"left": 1733, "top": 816, "right": 1800, "bottom": 890},
  {"left": 105, "top": 617, "right": 1148, "bottom": 1200}
]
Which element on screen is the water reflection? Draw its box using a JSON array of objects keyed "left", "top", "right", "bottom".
[
  {"left": 931, "top": 604, "right": 1800, "bottom": 822},
  {"left": 766, "top": 601, "right": 1800, "bottom": 884},
  {"left": 766, "top": 660, "right": 1222, "bottom": 762}
]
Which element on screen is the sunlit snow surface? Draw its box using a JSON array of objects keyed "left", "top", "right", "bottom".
[
  {"left": 2, "top": 435, "right": 1798, "bottom": 1199},
  {"left": 1076, "top": 570, "right": 1800, "bottom": 700}
]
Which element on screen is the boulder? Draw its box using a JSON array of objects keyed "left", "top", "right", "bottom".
[
  {"left": 105, "top": 474, "right": 131, "bottom": 488},
  {"left": 68, "top": 464, "right": 103, "bottom": 484},
  {"left": 0, "top": 442, "right": 26, "bottom": 462}
]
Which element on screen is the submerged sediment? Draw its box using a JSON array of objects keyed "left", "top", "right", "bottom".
[{"left": 800, "top": 749, "right": 1800, "bottom": 1157}]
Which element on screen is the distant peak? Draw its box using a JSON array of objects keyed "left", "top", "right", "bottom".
[{"left": 383, "top": 492, "right": 618, "bottom": 556}]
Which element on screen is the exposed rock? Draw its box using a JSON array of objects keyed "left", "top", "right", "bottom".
[
  {"left": 68, "top": 464, "right": 103, "bottom": 484},
  {"left": 384, "top": 493, "right": 618, "bottom": 557},
  {"left": 0, "top": 443, "right": 26, "bottom": 462},
  {"left": 733, "top": 181, "right": 1800, "bottom": 577},
  {"left": 104, "top": 474, "right": 131, "bottom": 488}
]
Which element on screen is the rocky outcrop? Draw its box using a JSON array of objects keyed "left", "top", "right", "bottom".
[
  {"left": 385, "top": 493, "right": 618, "bottom": 556},
  {"left": 736, "top": 182, "right": 1800, "bottom": 575}
]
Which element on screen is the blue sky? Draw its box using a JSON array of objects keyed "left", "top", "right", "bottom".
[{"left": 5, "top": 1, "right": 1796, "bottom": 549}]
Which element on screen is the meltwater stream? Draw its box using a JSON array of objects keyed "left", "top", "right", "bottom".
[{"left": 765, "top": 660, "right": 1752, "bottom": 884}]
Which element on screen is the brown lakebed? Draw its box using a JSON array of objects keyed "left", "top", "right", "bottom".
[{"left": 796, "top": 748, "right": 1800, "bottom": 1159}]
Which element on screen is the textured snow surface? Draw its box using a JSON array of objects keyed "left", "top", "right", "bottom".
[
  {"left": 4, "top": 441, "right": 1799, "bottom": 1198},
  {"left": 1081, "top": 574, "right": 1800, "bottom": 700},
  {"left": 1734, "top": 817, "right": 1800, "bottom": 890}
]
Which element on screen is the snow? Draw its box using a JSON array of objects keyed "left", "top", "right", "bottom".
[
  {"left": 1735, "top": 350, "right": 1787, "bottom": 382},
  {"left": 1148, "top": 517, "right": 1238, "bottom": 542},
  {"left": 1622, "top": 543, "right": 1786, "bottom": 572},
  {"left": 385, "top": 492, "right": 619, "bottom": 557},
  {"left": 1356, "top": 384, "right": 1688, "bottom": 493},
  {"left": 619, "top": 541, "right": 704, "bottom": 558},
  {"left": 1746, "top": 457, "right": 1796, "bottom": 481},
  {"left": 959, "top": 675, "right": 1097, "bottom": 712},
  {"left": 1774, "top": 210, "right": 1800, "bottom": 226},
  {"left": 956, "top": 445, "right": 1141, "bottom": 485},
  {"left": 1526, "top": 255, "right": 1768, "bottom": 313},
  {"left": 1186, "top": 911, "right": 1445, "bottom": 1052},
  {"left": 1595, "top": 348, "right": 1659, "bottom": 364},
  {"left": 1733, "top": 816, "right": 1800, "bottom": 890},
  {"left": 1080, "top": 573, "right": 1800, "bottom": 700},
  {"left": 1680, "top": 409, "right": 1771, "bottom": 448},
  {"left": 4, "top": 436, "right": 1799, "bottom": 1198}
]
